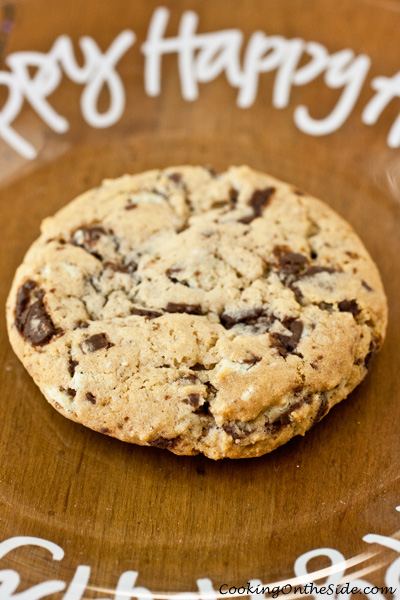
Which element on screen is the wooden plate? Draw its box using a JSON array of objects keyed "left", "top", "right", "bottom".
[{"left": 1, "top": 0, "right": 399, "bottom": 596}]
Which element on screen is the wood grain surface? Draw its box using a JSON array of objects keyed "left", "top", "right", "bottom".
[{"left": 0, "top": 0, "right": 399, "bottom": 595}]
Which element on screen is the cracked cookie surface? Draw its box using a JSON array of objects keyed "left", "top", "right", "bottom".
[{"left": 6, "top": 165, "right": 387, "bottom": 459}]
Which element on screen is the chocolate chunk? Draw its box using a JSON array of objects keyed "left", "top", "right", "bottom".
[
  {"left": 80, "top": 333, "right": 114, "bottom": 353},
  {"left": 220, "top": 312, "right": 241, "bottom": 329},
  {"left": 220, "top": 308, "right": 270, "bottom": 330},
  {"left": 222, "top": 423, "right": 248, "bottom": 440},
  {"left": 149, "top": 436, "right": 178, "bottom": 449},
  {"left": 68, "top": 358, "right": 78, "bottom": 377},
  {"left": 338, "top": 299, "right": 360, "bottom": 316},
  {"left": 302, "top": 266, "right": 336, "bottom": 277},
  {"left": 266, "top": 395, "right": 311, "bottom": 432},
  {"left": 362, "top": 280, "right": 373, "bottom": 292},
  {"left": 238, "top": 213, "right": 255, "bottom": 225},
  {"left": 60, "top": 386, "right": 76, "bottom": 398},
  {"left": 104, "top": 261, "right": 137, "bottom": 274},
  {"left": 194, "top": 401, "right": 210, "bottom": 415},
  {"left": 270, "top": 319, "right": 303, "bottom": 358},
  {"left": 185, "top": 393, "right": 201, "bottom": 408},
  {"left": 165, "top": 302, "right": 202, "bottom": 315},
  {"left": 249, "top": 187, "right": 275, "bottom": 217},
  {"left": 71, "top": 225, "right": 108, "bottom": 261},
  {"left": 191, "top": 363, "right": 206, "bottom": 371},
  {"left": 125, "top": 203, "right": 137, "bottom": 210},
  {"left": 131, "top": 307, "right": 162, "bottom": 319},
  {"left": 238, "top": 187, "right": 275, "bottom": 224},
  {"left": 86, "top": 392, "right": 96, "bottom": 404},
  {"left": 15, "top": 283, "right": 62, "bottom": 346},
  {"left": 15, "top": 280, "right": 37, "bottom": 333},
  {"left": 24, "top": 300, "right": 61, "bottom": 346},
  {"left": 205, "top": 381, "right": 218, "bottom": 395},
  {"left": 275, "top": 249, "right": 308, "bottom": 277}
]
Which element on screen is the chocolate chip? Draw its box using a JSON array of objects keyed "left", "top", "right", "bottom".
[
  {"left": 131, "top": 307, "right": 162, "bottom": 319},
  {"left": 15, "top": 283, "right": 62, "bottom": 346},
  {"left": 68, "top": 358, "right": 78, "bottom": 377},
  {"left": 86, "top": 392, "right": 96, "bottom": 404},
  {"left": 104, "top": 261, "right": 137, "bottom": 274},
  {"left": 80, "top": 333, "right": 114, "bottom": 353},
  {"left": 185, "top": 393, "right": 201, "bottom": 408},
  {"left": 125, "top": 203, "right": 137, "bottom": 210},
  {"left": 362, "top": 280, "right": 373, "bottom": 292},
  {"left": 165, "top": 302, "right": 202, "bottom": 315},
  {"left": 100, "top": 427, "right": 111, "bottom": 434},
  {"left": 75, "top": 320, "right": 89, "bottom": 329},
  {"left": 338, "top": 299, "right": 360, "bottom": 316},
  {"left": 270, "top": 319, "right": 303, "bottom": 358},
  {"left": 149, "top": 436, "right": 178, "bottom": 449}
]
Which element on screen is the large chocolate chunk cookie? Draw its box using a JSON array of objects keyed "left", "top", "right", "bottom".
[{"left": 6, "top": 166, "right": 387, "bottom": 459}]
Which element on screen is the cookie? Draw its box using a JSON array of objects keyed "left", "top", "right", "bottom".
[{"left": 6, "top": 166, "right": 387, "bottom": 459}]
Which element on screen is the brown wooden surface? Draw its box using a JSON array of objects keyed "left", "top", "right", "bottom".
[{"left": 0, "top": 0, "right": 400, "bottom": 595}]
